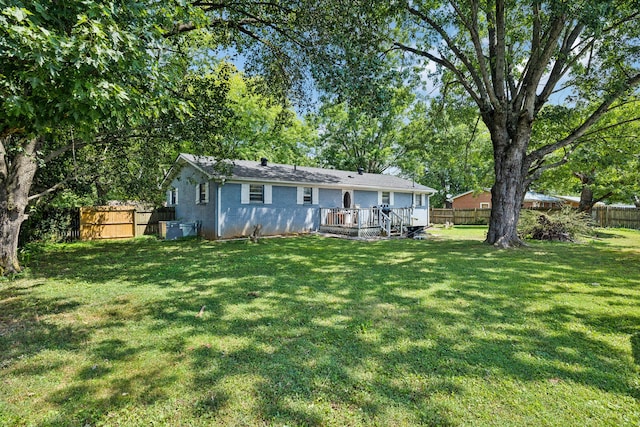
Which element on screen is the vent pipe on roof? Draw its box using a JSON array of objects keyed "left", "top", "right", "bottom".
[
  {"left": 357, "top": 167, "right": 364, "bottom": 175},
  {"left": 260, "top": 157, "right": 268, "bottom": 166}
]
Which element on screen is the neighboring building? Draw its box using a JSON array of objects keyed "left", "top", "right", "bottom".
[
  {"left": 451, "top": 189, "right": 563, "bottom": 209},
  {"left": 522, "top": 191, "right": 564, "bottom": 209},
  {"left": 555, "top": 195, "right": 605, "bottom": 208},
  {"left": 450, "top": 190, "right": 493, "bottom": 209},
  {"left": 163, "top": 154, "right": 437, "bottom": 239}
]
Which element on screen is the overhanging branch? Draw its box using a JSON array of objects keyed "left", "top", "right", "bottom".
[{"left": 526, "top": 72, "right": 640, "bottom": 163}]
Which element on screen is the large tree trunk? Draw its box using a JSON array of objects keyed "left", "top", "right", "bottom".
[
  {"left": 0, "top": 137, "right": 39, "bottom": 275},
  {"left": 484, "top": 119, "right": 530, "bottom": 248}
]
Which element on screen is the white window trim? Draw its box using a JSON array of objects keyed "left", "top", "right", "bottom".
[
  {"left": 264, "top": 184, "right": 272, "bottom": 204},
  {"left": 168, "top": 188, "right": 178, "bottom": 205},
  {"left": 241, "top": 184, "right": 250, "bottom": 204},
  {"left": 242, "top": 183, "right": 272, "bottom": 204},
  {"left": 297, "top": 186, "right": 304, "bottom": 205},
  {"left": 196, "top": 183, "right": 209, "bottom": 204},
  {"left": 379, "top": 191, "right": 393, "bottom": 206},
  {"left": 480, "top": 202, "right": 490, "bottom": 209},
  {"left": 297, "top": 186, "right": 318, "bottom": 205}
]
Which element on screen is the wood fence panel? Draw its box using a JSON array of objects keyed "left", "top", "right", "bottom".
[
  {"left": 80, "top": 206, "right": 135, "bottom": 240},
  {"left": 135, "top": 207, "right": 175, "bottom": 236},
  {"left": 454, "top": 209, "right": 491, "bottom": 225},
  {"left": 592, "top": 206, "right": 640, "bottom": 229},
  {"left": 429, "top": 208, "right": 491, "bottom": 225},
  {"left": 430, "top": 208, "right": 454, "bottom": 224},
  {"left": 431, "top": 206, "right": 640, "bottom": 229}
]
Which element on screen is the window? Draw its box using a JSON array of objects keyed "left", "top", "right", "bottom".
[
  {"left": 242, "top": 184, "right": 272, "bottom": 204},
  {"left": 249, "top": 184, "right": 264, "bottom": 203},
  {"left": 480, "top": 202, "right": 490, "bottom": 209},
  {"left": 381, "top": 191, "right": 390, "bottom": 205},
  {"left": 415, "top": 193, "right": 422, "bottom": 206},
  {"left": 196, "top": 183, "right": 208, "bottom": 204},
  {"left": 168, "top": 188, "right": 178, "bottom": 205},
  {"left": 303, "top": 187, "right": 313, "bottom": 204},
  {"left": 297, "top": 186, "right": 318, "bottom": 205}
]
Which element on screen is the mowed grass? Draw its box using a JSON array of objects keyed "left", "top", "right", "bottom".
[{"left": 1, "top": 227, "right": 639, "bottom": 426}]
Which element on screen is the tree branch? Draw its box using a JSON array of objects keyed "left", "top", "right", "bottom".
[
  {"left": 493, "top": 0, "right": 507, "bottom": 103},
  {"left": 514, "top": 14, "right": 569, "bottom": 114},
  {"left": 392, "top": 42, "right": 482, "bottom": 106},
  {"left": 526, "top": 72, "right": 640, "bottom": 163},
  {"left": 405, "top": 6, "right": 491, "bottom": 109},
  {"left": 27, "top": 177, "right": 73, "bottom": 202}
]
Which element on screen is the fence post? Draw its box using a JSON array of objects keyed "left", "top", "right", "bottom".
[{"left": 133, "top": 207, "right": 139, "bottom": 237}]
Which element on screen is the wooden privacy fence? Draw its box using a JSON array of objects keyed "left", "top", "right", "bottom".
[
  {"left": 591, "top": 206, "right": 640, "bottom": 229},
  {"left": 79, "top": 206, "right": 175, "bottom": 240},
  {"left": 430, "top": 206, "right": 640, "bottom": 229},
  {"left": 430, "top": 208, "right": 491, "bottom": 225}
]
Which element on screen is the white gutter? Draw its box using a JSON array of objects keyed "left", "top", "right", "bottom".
[{"left": 223, "top": 178, "right": 437, "bottom": 195}]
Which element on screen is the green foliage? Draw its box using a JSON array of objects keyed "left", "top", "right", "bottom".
[
  {"left": 534, "top": 100, "right": 640, "bottom": 205},
  {"left": 518, "top": 207, "right": 594, "bottom": 241},
  {"left": 0, "top": 0, "right": 190, "bottom": 136},
  {"left": 30, "top": 61, "right": 316, "bottom": 206},
  {"left": 310, "top": 87, "right": 415, "bottom": 173},
  {"left": 397, "top": 101, "right": 494, "bottom": 207},
  {"left": 19, "top": 205, "right": 78, "bottom": 244}
]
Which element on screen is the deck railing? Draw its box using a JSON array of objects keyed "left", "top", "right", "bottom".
[{"left": 320, "top": 207, "right": 413, "bottom": 234}]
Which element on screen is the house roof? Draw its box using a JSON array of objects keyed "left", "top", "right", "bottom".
[
  {"left": 172, "top": 154, "right": 436, "bottom": 193},
  {"left": 524, "top": 191, "right": 562, "bottom": 203},
  {"left": 554, "top": 195, "right": 605, "bottom": 206}
]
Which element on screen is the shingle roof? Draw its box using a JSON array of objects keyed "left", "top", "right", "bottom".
[
  {"left": 178, "top": 154, "right": 436, "bottom": 193},
  {"left": 524, "top": 191, "right": 562, "bottom": 203}
]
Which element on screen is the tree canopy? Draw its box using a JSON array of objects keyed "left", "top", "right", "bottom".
[{"left": 302, "top": 0, "right": 640, "bottom": 246}]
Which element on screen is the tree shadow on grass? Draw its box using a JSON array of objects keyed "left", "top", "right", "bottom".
[
  {"left": 632, "top": 333, "right": 640, "bottom": 366},
  {"left": 7, "top": 235, "right": 640, "bottom": 425},
  {"left": 0, "top": 284, "right": 86, "bottom": 368}
]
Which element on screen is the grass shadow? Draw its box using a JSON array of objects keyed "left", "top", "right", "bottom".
[
  {"left": 2, "top": 233, "right": 639, "bottom": 425},
  {"left": 632, "top": 333, "right": 640, "bottom": 366}
]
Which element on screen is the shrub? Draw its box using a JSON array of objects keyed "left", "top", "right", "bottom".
[
  {"left": 518, "top": 207, "right": 594, "bottom": 242},
  {"left": 19, "top": 207, "right": 80, "bottom": 244}
]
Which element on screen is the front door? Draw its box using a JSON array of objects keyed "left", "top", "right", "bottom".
[{"left": 342, "top": 190, "right": 352, "bottom": 208}]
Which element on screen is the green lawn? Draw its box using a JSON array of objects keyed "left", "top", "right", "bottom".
[{"left": 1, "top": 227, "right": 639, "bottom": 426}]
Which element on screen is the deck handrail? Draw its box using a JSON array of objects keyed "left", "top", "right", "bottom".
[{"left": 320, "top": 207, "right": 413, "bottom": 228}]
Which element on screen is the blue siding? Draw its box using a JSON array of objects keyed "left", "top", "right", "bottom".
[
  {"left": 169, "top": 164, "right": 434, "bottom": 239},
  {"left": 219, "top": 183, "right": 317, "bottom": 238},
  {"left": 319, "top": 188, "right": 342, "bottom": 207},
  {"left": 393, "top": 192, "right": 413, "bottom": 207},
  {"left": 168, "top": 167, "right": 217, "bottom": 238},
  {"left": 354, "top": 190, "right": 377, "bottom": 208}
]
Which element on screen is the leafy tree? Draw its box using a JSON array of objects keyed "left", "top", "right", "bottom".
[
  {"left": 533, "top": 100, "right": 640, "bottom": 211},
  {"left": 0, "top": 1, "right": 194, "bottom": 273},
  {"left": 0, "top": 0, "right": 323, "bottom": 274},
  {"left": 397, "top": 100, "right": 494, "bottom": 207},
  {"left": 32, "top": 62, "right": 315, "bottom": 209},
  {"left": 302, "top": 0, "right": 640, "bottom": 247},
  {"left": 310, "top": 88, "right": 414, "bottom": 173}
]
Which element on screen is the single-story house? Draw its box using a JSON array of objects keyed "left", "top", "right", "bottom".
[
  {"left": 451, "top": 189, "right": 563, "bottom": 209},
  {"left": 163, "top": 154, "right": 437, "bottom": 239}
]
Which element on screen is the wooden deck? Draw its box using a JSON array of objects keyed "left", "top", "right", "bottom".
[{"left": 319, "top": 207, "right": 412, "bottom": 238}]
